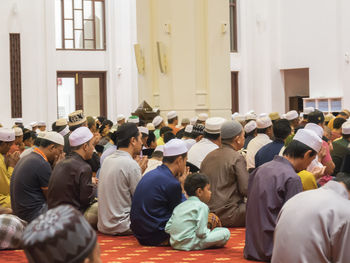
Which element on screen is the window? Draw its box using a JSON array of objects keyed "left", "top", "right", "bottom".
[
  {"left": 231, "top": 71, "right": 239, "bottom": 113},
  {"left": 9, "top": 34, "right": 22, "bottom": 118},
  {"left": 55, "top": 0, "right": 106, "bottom": 50},
  {"left": 229, "top": 0, "right": 238, "bottom": 52}
]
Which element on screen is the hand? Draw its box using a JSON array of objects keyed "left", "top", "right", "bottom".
[
  {"left": 179, "top": 166, "right": 190, "bottom": 186},
  {"left": 310, "top": 166, "right": 326, "bottom": 180},
  {"left": 7, "top": 151, "right": 20, "bottom": 168},
  {"left": 137, "top": 156, "right": 148, "bottom": 174},
  {"left": 92, "top": 177, "right": 98, "bottom": 185},
  {"left": 318, "top": 146, "right": 326, "bottom": 160},
  {"left": 92, "top": 132, "right": 102, "bottom": 146},
  {"left": 52, "top": 152, "right": 65, "bottom": 168}
]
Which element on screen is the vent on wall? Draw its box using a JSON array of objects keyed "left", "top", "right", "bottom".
[{"left": 9, "top": 33, "right": 22, "bottom": 118}]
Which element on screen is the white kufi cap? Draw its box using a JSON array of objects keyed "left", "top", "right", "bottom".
[
  {"left": 293, "top": 128, "right": 322, "bottom": 152},
  {"left": 41, "top": 131, "right": 64, "bottom": 146},
  {"left": 185, "top": 125, "right": 193, "bottom": 133},
  {"left": 244, "top": 120, "right": 257, "bottom": 133},
  {"left": 305, "top": 123, "right": 323, "bottom": 138},
  {"left": 0, "top": 128, "right": 15, "bottom": 142},
  {"left": 163, "top": 139, "right": 188, "bottom": 157},
  {"left": 256, "top": 117, "right": 272, "bottom": 129},
  {"left": 69, "top": 127, "right": 93, "bottom": 147},
  {"left": 152, "top": 116, "right": 163, "bottom": 127},
  {"left": 204, "top": 117, "right": 225, "bottom": 134},
  {"left": 342, "top": 121, "right": 350, "bottom": 135},
  {"left": 14, "top": 127, "right": 23, "bottom": 137},
  {"left": 304, "top": 107, "right": 315, "bottom": 114},
  {"left": 285, "top": 110, "right": 299, "bottom": 121},
  {"left": 117, "top": 114, "right": 125, "bottom": 121},
  {"left": 138, "top": 126, "right": 149, "bottom": 135},
  {"left": 167, "top": 111, "right": 177, "bottom": 120},
  {"left": 198, "top": 113, "right": 208, "bottom": 121}
]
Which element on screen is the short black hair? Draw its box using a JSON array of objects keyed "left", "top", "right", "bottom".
[
  {"left": 334, "top": 173, "right": 350, "bottom": 191},
  {"left": 203, "top": 131, "right": 220, "bottom": 141},
  {"left": 110, "top": 131, "right": 118, "bottom": 145},
  {"left": 151, "top": 150, "right": 163, "bottom": 159},
  {"left": 160, "top": 126, "right": 172, "bottom": 136},
  {"left": 99, "top": 119, "right": 113, "bottom": 133},
  {"left": 146, "top": 131, "right": 156, "bottom": 147},
  {"left": 307, "top": 110, "right": 325, "bottom": 125},
  {"left": 245, "top": 129, "right": 256, "bottom": 138},
  {"left": 273, "top": 119, "right": 291, "bottom": 140},
  {"left": 257, "top": 128, "right": 268, "bottom": 134},
  {"left": 69, "top": 123, "right": 84, "bottom": 132},
  {"left": 117, "top": 130, "right": 140, "bottom": 148},
  {"left": 184, "top": 173, "right": 209, "bottom": 196},
  {"left": 283, "top": 140, "right": 317, "bottom": 159},
  {"left": 23, "top": 131, "right": 36, "bottom": 142},
  {"left": 164, "top": 131, "right": 175, "bottom": 143},
  {"left": 168, "top": 117, "right": 178, "bottom": 124},
  {"left": 333, "top": 118, "right": 347, "bottom": 129},
  {"left": 162, "top": 152, "right": 187, "bottom": 164},
  {"left": 343, "top": 134, "right": 350, "bottom": 140}
]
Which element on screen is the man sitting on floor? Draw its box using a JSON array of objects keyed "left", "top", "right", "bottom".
[
  {"left": 165, "top": 173, "right": 230, "bottom": 251},
  {"left": 98, "top": 123, "right": 147, "bottom": 235},
  {"left": 201, "top": 120, "right": 248, "bottom": 227},
  {"left": 244, "top": 128, "right": 322, "bottom": 261},
  {"left": 11, "top": 131, "right": 64, "bottom": 222},
  {"left": 272, "top": 173, "right": 350, "bottom": 263},
  {"left": 130, "top": 139, "right": 189, "bottom": 246},
  {"left": 22, "top": 205, "right": 101, "bottom": 263},
  {"left": 48, "top": 127, "right": 97, "bottom": 227}
]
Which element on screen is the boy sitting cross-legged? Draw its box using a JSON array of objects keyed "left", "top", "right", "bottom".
[{"left": 165, "top": 173, "right": 230, "bottom": 251}]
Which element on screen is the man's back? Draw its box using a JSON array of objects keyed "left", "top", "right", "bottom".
[
  {"left": 244, "top": 156, "right": 303, "bottom": 261},
  {"left": 98, "top": 150, "right": 141, "bottom": 235},
  {"left": 187, "top": 138, "right": 218, "bottom": 169},
  {"left": 130, "top": 164, "right": 183, "bottom": 245},
  {"left": 246, "top": 133, "right": 272, "bottom": 169},
  {"left": 272, "top": 181, "right": 350, "bottom": 263},
  {"left": 255, "top": 140, "right": 284, "bottom": 168},
  {"left": 200, "top": 144, "right": 248, "bottom": 226},
  {"left": 48, "top": 152, "right": 95, "bottom": 212},
  {"left": 10, "top": 152, "right": 51, "bottom": 222}
]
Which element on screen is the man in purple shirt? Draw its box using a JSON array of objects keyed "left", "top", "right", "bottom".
[{"left": 244, "top": 129, "right": 323, "bottom": 261}]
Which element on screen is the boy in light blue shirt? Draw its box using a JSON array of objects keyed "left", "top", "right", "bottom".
[{"left": 165, "top": 173, "right": 230, "bottom": 251}]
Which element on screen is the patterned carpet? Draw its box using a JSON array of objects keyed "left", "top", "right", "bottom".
[{"left": 0, "top": 228, "right": 256, "bottom": 263}]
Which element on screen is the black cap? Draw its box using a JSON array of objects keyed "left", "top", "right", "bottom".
[{"left": 307, "top": 110, "right": 325, "bottom": 125}]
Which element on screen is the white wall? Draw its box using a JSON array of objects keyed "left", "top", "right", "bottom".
[{"left": 0, "top": 0, "right": 138, "bottom": 128}]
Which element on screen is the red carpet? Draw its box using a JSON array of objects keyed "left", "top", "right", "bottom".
[{"left": 0, "top": 228, "right": 257, "bottom": 263}]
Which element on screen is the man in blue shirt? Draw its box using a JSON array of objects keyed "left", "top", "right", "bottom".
[
  {"left": 255, "top": 119, "right": 291, "bottom": 168},
  {"left": 130, "top": 139, "right": 189, "bottom": 246}
]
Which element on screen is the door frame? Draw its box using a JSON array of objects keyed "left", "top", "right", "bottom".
[{"left": 57, "top": 71, "right": 107, "bottom": 117}]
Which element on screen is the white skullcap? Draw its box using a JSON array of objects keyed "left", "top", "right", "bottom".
[
  {"left": 154, "top": 145, "right": 164, "bottom": 153},
  {"left": 285, "top": 110, "right": 299, "bottom": 121},
  {"left": 259, "top": 113, "right": 268, "bottom": 118},
  {"left": 281, "top": 114, "right": 286, "bottom": 119},
  {"left": 300, "top": 112, "right": 304, "bottom": 118},
  {"left": 231, "top": 112, "right": 239, "bottom": 120},
  {"left": 14, "top": 127, "right": 23, "bottom": 137},
  {"left": 246, "top": 110, "right": 255, "bottom": 115},
  {"left": 58, "top": 126, "right": 70, "bottom": 137},
  {"left": 163, "top": 139, "right": 188, "bottom": 157},
  {"left": 234, "top": 114, "right": 246, "bottom": 122},
  {"left": 245, "top": 113, "right": 257, "bottom": 121},
  {"left": 117, "top": 114, "right": 125, "bottom": 121},
  {"left": 305, "top": 123, "right": 323, "bottom": 138},
  {"left": 167, "top": 111, "right": 177, "bottom": 120},
  {"left": 152, "top": 116, "right": 163, "bottom": 127},
  {"left": 304, "top": 107, "right": 315, "bottom": 114},
  {"left": 204, "top": 117, "right": 225, "bottom": 134},
  {"left": 41, "top": 132, "right": 64, "bottom": 146},
  {"left": 0, "top": 128, "right": 15, "bottom": 142},
  {"left": 37, "top": 132, "right": 46, "bottom": 139},
  {"left": 69, "top": 127, "right": 93, "bottom": 147},
  {"left": 38, "top": 121, "right": 46, "bottom": 126},
  {"left": 56, "top": 118, "right": 67, "bottom": 127},
  {"left": 146, "top": 123, "right": 155, "bottom": 131},
  {"left": 30, "top": 122, "right": 37, "bottom": 127},
  {"left": 198, "top": 113, "right": 209, "bottom": 121},
  {"left": 185, "top": 125, "right": 193, "bottom": 133},
  {"left": 256, "top": 117, "right": 272, "bottom": 129},
  {"left": 244, "top": 120, "right": 257, "bottom": 133},
  {"left": 190, "top": 116, "right": 198, "bottom": 125},
  {"left": 138, "top": 126, "right": 149, "bottom": 135},
  {"left": 14, "top": 118, "right": 23, "bottom": 124},
  {"left": 342, "top": 121, "right": 350, "bottom": 135},
  {"left": 293, "top": 128, "right": 322, "bottom": 152}
]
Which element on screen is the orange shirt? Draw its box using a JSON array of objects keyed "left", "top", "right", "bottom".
[{"left": 168, "top": 124, "right": 180, "bottom": 135}]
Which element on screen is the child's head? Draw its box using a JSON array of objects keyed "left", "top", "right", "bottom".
[{"left": 184, "top": 173, "right": 211, "bottom": 204}]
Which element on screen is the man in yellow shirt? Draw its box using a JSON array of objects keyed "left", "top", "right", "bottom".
[{"left": 0, "top": 128, "right": 19, "bottom": 209}]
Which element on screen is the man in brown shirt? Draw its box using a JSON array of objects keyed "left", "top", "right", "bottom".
[{"left": 200, "top": 120, "right": 248, "bottom": 227}]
